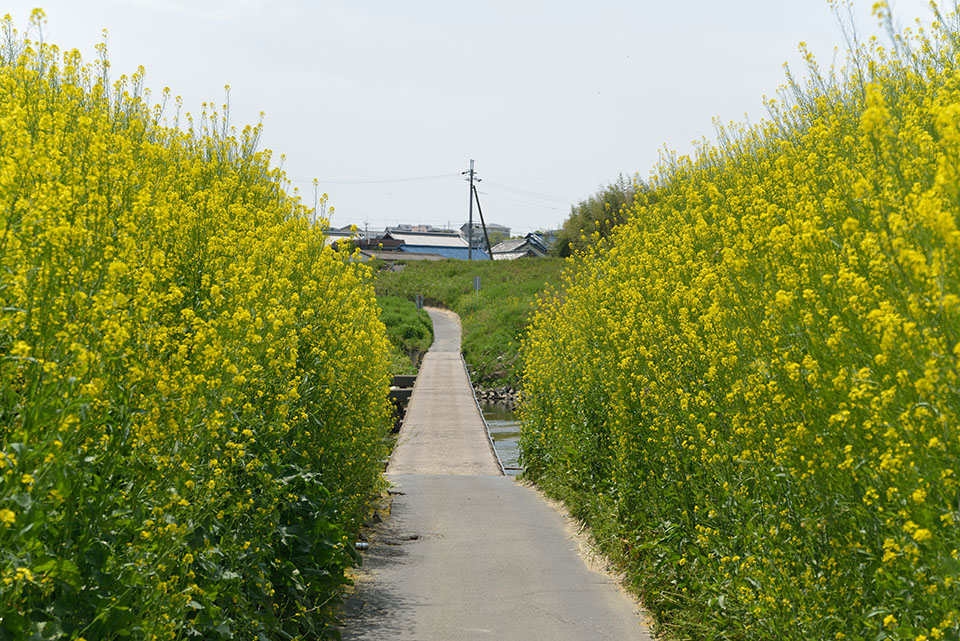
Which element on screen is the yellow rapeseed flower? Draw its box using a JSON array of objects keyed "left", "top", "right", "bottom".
[{"left": 913, "top": 529, "right": 933, "bottom": 543}]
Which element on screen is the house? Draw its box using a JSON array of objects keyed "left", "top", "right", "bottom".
[
  {"left": 536, "top": 229, "right": 561, "bottom": 249},
  {"left": 388, "top": 230, "right": 489, "bottom": 260},
  {"left": 356, "top": 249, "right": 445, "bottom": 262},
  {"left": 385, "top": 224, "right": 455, "bottom": 234},
  {"left": 360, "top": 229, "right": 490, "bottom": 261},
  {"left": 324, "top": 227, "right": 361, "bottom": 247},
  {"left": 356, "top": 233, "right": 404, "bottom": 252},
  {"left": 459, "top": 222, "right": 511, "bottom": 250},
  {"left": 490, "top": 233, "right": 549, "bottom": 260}
]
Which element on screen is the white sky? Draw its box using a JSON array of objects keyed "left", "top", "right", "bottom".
[{"left": 3, "top": 0, "right": 947, "bottom": 234}]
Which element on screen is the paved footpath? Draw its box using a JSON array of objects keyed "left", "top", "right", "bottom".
[{"left": 341, "top": 307, "right": 653, "bottom": 641}]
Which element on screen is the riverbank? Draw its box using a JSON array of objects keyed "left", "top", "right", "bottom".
[
  {"left": 378, "top": 295, "right": 433, "bottom": 376},
  {"left": 474, "top": 385, "right": 520, "bottom": 410},
  {"left": 373, "top": 257, "right": 563, "bottom": 389}
]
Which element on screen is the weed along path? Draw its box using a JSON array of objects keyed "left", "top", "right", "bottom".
[{"left": 341, "top": 307, "right": 652, "bottom": 641}]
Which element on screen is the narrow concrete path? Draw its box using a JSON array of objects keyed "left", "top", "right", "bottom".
[
  {"left": 386, "top": 308, "right": 501, "bottom": 476},
  {"left": 341, "top": 307, "right": 652, "bottom": 641}
]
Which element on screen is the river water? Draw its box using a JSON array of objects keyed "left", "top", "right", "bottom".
[{"left": 480, "top": 401, "right": 522, "bottom": 476}]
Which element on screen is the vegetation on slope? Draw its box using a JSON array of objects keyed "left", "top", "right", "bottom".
[
  {"left": 523, "top": 5, "right": 960, "bottom": 640},
  {"left": 0, "top": 13, "right": 391, "bottom": 639},
  {"left": 551, "top": 174, "right": 640, "bottom": 257},
  {"left": 374, "top": 258, "right": 563, "bottom": 388},
  {"left": 378, "top": 295, "right": 433, "bottom": 376}
]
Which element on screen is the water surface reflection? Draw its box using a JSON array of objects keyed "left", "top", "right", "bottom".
[{"left": 480, "top": 401, "right": 521, "bottom": 476}]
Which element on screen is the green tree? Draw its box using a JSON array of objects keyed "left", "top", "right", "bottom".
[{"left": 553, "top": 174, "right": 647, "bottom": 257}]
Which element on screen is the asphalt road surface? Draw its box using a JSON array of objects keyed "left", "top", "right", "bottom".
[{"left": 340, "top": 307, "right": 652, "bottom": 641}]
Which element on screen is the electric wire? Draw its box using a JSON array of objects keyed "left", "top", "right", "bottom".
[
  {"left": 285, "top": 166, "right": 573, "bottom": 223},
  {"left": 289, "top": 173, "right": 460, "bottom": 185},
  {"left": 480, "top": 180, "right": 574, "bottom": 203},
  {"left": 476, "top": 190, "right": 569, "bottom": 211}
]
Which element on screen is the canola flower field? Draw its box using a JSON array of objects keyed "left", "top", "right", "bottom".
[
  {"left": 0, "top": 13, "right": 392, "bottom": 640},
  {"left": 523, "top": 5, "right": 960, "bottom": 640}
]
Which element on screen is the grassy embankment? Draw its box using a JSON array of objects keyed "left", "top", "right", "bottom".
[
  {"left": 0, "top": 13, "right": 391, "bottom": 639},
  {"left": 522, "top": 5, "right": 960, "bottom": 640},
  {"left": 378, "top": 295, "right": 433, "bottom": 376},
  {"left": 374, "top": 258, "right": 563, "bottom": 389}
]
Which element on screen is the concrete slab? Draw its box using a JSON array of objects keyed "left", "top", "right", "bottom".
[
  {"left": 342, "top": 475, "right": 652, "bottom": 641},
  {"left": 387, "top": 308, "right": 500, "bottom": 476}
]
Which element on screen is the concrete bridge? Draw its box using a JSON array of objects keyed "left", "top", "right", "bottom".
[{"left": 341, "top": 307, "right": 652, "bottom": 640}]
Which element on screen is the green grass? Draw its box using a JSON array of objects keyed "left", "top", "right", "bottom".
[
  {"left": 377, "top": 295, "right": 433, "bottom": 376},
  {"left": 374, "top": 258, "right": 564, "bottom": 388}
]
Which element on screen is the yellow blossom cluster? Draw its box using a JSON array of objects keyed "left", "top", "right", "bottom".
[
  {"left": 522, "top": 7, "right": 960, "bottom": 640},
  {"left": 0, "top": 12, "right": 391, "bottom": 639}
]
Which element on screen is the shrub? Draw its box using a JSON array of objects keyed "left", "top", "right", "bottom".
[
  {"left": 0, "top": 13, "right": 391, "bottom": 639},
  {"left": 523, "top": 5, "right": 960, "bottom": 639},
  {"left": 377, "top": 295, "right": 433, "bottom": 375}
]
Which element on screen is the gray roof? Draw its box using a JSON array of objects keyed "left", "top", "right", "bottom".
[
  {"left": 460, "top": 222, "right": 511, "bottom": 233},
  {"left": 385, "top": 231, "right": 469, "bottom": 248},
  {"left": 492, "top": 251, "right": 535, "bottom": 261},
  {"left": 490, "top": 234, "right": 548, "bottom": 258},
  {"left": 490, "top": 237, "right": 529, "bottom": 253},
  {"left": 325, "top": 230, "right": 358, "bottom": 246},
  {"left": 359, "top": 249, "right": 445, "bottom": 261}
]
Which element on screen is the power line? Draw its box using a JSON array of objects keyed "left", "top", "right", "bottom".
[
  {"left": 476, "top": 190, "right": 569, "bottom": 211},
  {"left": 290, "top": 172, "right": 459, "bottom": 185},
  {"left": 331, "top": 216, "right": 552, "bottom": 234},
  {"left": 481, "top": 181, "right": 574, "bottom": 204},
  {"left": 283, "top": 165, "right": 575, "bottom": 220}
]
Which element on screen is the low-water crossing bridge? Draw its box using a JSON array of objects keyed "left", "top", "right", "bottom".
[{"left": 341, "top": 307, "right": 653, "bottom": 640}]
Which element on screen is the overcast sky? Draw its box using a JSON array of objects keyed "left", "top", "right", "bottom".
[{"left": 3, "top": 0, "right": 947, "bottom": 234}]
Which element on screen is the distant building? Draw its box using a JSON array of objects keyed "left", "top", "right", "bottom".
[
  {"left": 490, "top": 233, "right": 549, "bottom": 260},
  {"left": 356, "top": 233, "right": 403, "bottom": 252},
  {"left": 360, "top": 230, "right": 489, "bottom": 261},
  {"left": 356, "top": 249, "right": 445, "bottom": 262},
  {"left": 324, "top": 228, "right": 360, "bottom": 247},
  {"left": 536, "top": 229, "right": 561, "bottom": 248},
  {"left": 386, "top": 225, "right": 457, "bottom": 235},
  {"left": 459, "top": 222, "right": 511, "bottom": 250}
]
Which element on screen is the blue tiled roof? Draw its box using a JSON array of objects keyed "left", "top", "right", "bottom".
[{"left": 398, "top": 245, "right": 491, "bottom": 260}]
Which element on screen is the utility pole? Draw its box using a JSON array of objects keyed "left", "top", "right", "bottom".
[
  {"left": 462, "top": 159, "right": 479, "bottom": 260},
  {"left": 471, "top": 184, "right": 494, "bottom": 259}
]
